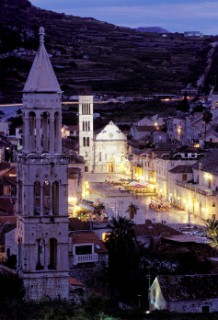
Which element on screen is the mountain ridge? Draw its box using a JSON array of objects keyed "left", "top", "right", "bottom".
[{"left": 0, "top": 0, "right": 217, "bottom": 103}]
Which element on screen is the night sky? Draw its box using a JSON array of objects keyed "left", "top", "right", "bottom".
[{"left": 30, "top": 0, "right": 218, "bottom": 35}]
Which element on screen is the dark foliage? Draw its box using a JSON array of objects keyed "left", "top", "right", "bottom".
[
  {"left": 8, "top": 115, "right": 23, "bottom": 135},
  {"left": 105, "top": 217, "right": 148, "bottom": 304},
  {"left": 0, "top": 273, "right": 25, "bottom": 302}
]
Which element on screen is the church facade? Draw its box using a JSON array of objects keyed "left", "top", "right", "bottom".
[
  {"left": 79, "top": 96, "right": 128, "bottom": 174},
  {"left": 16, "top": 27, "right": 69, "bottom": 300}
]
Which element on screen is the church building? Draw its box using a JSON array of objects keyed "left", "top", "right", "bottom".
[
  {"left": 79, "top": 96, "right": 128, "bottom": 173},
  {"left": 16, "top": 27, "right": 69, "bottom": 300}
]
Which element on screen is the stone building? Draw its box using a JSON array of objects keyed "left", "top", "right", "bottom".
[
  {"left": 16, "top": 27, "right": 69, "bottom": 300},
  {"left": 94, "top": 121, "right": 128, "bottom": 174},
  {"left": 79, "top": 97, "right": 128, "bottom": 174},
  {"left": 150, "top": 274, "right": 218, "bottom": 313}
]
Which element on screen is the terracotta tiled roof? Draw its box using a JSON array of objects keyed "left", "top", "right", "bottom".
[
  {"left": 68, "top": 167, "right": 81, "bottom": 178},
  {"left": 69, "top": 277, "right": 86, "bottom": 287},
  {"left": 0, "top": 217, "right": 16, "bottom": 245},
  {"left": 169, "top": 165, "right": 193, "bottom": 174},
  {"left": 163, "top": 234, "right": 207, "bottom": 244},
  {"left": 134, "top": 223, "right": 181, "bottom": 237},
  {"left": 0, "top": 198, "right": 16, "bottom": 216},
  {"left": 0, "top": 165, "right": 16, "bottom": 178},
  {"left": 67, "top": 125, "right": 79, "bottom": 131},
  {"left": 69, "top": 231, "right": 108, "bottom": 253},
  {"left": 192, "top": 149, "right": 218, "bottom": 174},
  {"left": 136, "top": 126, "right": 155, "bottom": 132},
  {"left": 0, "top": 216, "right": 16, "bottom": 224},
  {"left": 69, "top": 218, "right": 90, "bottom": 231},
  {"left": 157, "top": 274, "right": 218, "bottom": 301},
  {"left": 0, "top": 163, "right": 10, "bottom": 172}
]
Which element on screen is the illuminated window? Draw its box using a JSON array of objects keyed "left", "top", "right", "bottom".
[
  {"left": 3, "top": 184, "right": 11, "bottom": 196},
  {"left": 102, "top": 232, "right": 110, "bottom": 242},
  {"left": 182, "top": 174, "right": 187, "bottom": 181}
]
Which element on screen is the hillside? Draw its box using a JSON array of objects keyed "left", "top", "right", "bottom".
[{"left": 0, "top": 0, "right": 217, "bottom": 103}]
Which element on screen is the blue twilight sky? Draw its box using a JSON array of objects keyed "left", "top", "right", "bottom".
[{"left": 30, "top": 0, "right": 218, "bottom": 35}]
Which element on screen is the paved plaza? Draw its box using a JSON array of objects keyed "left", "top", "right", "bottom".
[{"left": 84, "top": 173, "right": 204, "bottom": 228}]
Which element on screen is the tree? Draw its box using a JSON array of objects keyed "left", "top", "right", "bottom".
[
  {"left": 202, "top": 109, "right": 213, "bottom": 143},
  {"left": 205, "top": 218, "right": 218, "bottom": 247},
  {"left": 93, "top": 202, "right": 105, "bottom": 216},
  {"left": 0, "top": 273, "right": 25, "bottom": 301},
  {"left": 126, "top": 203, "right": 139, "bottom": 220},
  {"left": 105, "top": 217, "right": 146, "bottom": 303}
]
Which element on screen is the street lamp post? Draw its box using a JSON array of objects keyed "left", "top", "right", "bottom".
[{"left": 137, "top": 294, "right": 142, "bottom": 308}]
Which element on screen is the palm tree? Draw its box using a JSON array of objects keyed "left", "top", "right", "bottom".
[
  {"left": 205, "top": 218, "right": 218, "bottom": 247},
  {"left": 105, "top": 217, "right": 145, "bottom": 302},
  {"left": 106, "top": 216, "right": 136, "bottom": 250},
  {"left": 126, "top": 203, "right": 139, "bottom": 220},
  {"left": 93, "top": 202, "right": 105, "bottom": 216}
]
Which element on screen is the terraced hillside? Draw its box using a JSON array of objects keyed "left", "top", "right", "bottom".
[{"left": 0, "top": 0, "right": 216, "bottom": 103}]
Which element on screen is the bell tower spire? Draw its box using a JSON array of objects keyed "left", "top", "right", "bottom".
[
  {"left": 39, "top": 26, "right": 45, "bottom": 45},
  {"left": 16, "top": 27, "right": 69, "bottom": 301},
  {"left": 22, "top": 27, "right": 62, "bottom": 155}
]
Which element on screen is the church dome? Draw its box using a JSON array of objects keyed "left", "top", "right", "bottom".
[{"left": 96, "top": 121, "right": 127, "bottom": 141}]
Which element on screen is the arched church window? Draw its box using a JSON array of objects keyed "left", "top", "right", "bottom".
[
  {"left": 48, "top": 238, "right": 57, "bottom": 269},
  {"left": 41, "top": 112, "right": 50, "bottom": 152},
  {"left": 82, "top": 121, "right": 90, "bottom": 132},
  {"left": 82, "top": 103, "right": 90, "bottom": 115},
  {"left": 82, "top": 121, "right": 85, "bottom": 131},
  {"left": 29, "top": 111, "right": 36, "bottom": 135},
  {"left": 54, "top": 112, "right": 59, "bottom": 140},
  {"left": 34, "top": 181, "right": 41, "bottom": 215},
  {"left": 52, "top": 181, "right": 59, "bottom": 215},
  {"left": 17, "top": 180, "right": 23, "bottom": 213},
  {"left": 82, "top": 137, "right": 90, "bottom": 147},
  {"left": 36, "top": 239, "right": 45, "bottom": 270},
  {"left": 29, "top": 111, "right": 36, "bottom": 150},
  {"left": 83, "top": 137, "right": 89, "bottom": 146},
  {"left": 43, "top": 180, "right": 50, "bottom": 215}
]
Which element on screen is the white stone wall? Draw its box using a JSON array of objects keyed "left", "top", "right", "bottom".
[
  {"left": 169, "top": 299, "right": 218, "bottom": 313},
  {"left": 24, "top": 274, "right": 69, "bottom": 300},
  {"left": 5, "top": 228, "right": 17, "bottom": 256}
]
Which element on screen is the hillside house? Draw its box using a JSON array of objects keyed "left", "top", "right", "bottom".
[
  {"left": 69, "top": 231, "right": 108, "bottom": 285},
  {"left": 150, "top": 274, "right": 218, "bottom": 313}
]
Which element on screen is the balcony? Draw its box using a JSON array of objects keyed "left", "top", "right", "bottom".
[
  {"left": 72, "top": 253, "right": 98, "bottom": 265},
  {"left": 176, "top": 180, "right": 216, "bottom": 196}
]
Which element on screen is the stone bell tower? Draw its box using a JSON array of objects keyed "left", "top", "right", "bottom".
[
  {"left": 79, "top": 96, "right": 94, "bottom": 172},
  {"left": 16, "top": 27, "right": 69, "bottom": 300}
]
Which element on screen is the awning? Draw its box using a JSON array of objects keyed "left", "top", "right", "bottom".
[{"left": 78, "top": 203, "right": 94, "bottom": 211}]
